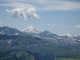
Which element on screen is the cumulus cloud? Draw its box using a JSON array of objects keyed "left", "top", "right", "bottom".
[
  {"left": 6, "top": 8, "right": 40, "bottom": 20},
  {"left": 75, "top": 24, "right": 80, "bottom": 28},
  {"left": 0, "top": 21, "right": 3, "bottom": 23}
]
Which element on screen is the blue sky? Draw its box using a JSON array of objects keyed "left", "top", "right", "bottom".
[{"left": 0, "top": 0, "right": 80, "bottom": 35}]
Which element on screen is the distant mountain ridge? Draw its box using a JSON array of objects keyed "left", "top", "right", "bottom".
[
  {"left": 39, "top": 30, "right": 58, "bottom": 38},
  {"left": 0, "top": 26, "right": 73, "bottom": 37},
  {"left": 0, "top": 26, "right": 80, "bottom": 50},
  {"left": 0, "top": 26, "right": 60, "bottom": 38},
  {"left": 0, "top": 26, "right": 22, "bottom": 35}
]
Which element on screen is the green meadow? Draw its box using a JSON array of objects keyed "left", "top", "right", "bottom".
[{"left": 54, "top": 58, "right": 80, "bottom": 60}]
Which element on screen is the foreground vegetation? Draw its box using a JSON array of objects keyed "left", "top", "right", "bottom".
[
  {"left": 0, "top": 35, "right": 80, "bottom": 60},
  {"left": 54, "top": 58, "right": 80, "bottom": 60}
]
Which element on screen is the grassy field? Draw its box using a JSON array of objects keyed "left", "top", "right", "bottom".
[{"left": 54, "top": 58, "right": 80, "bottom": 60}]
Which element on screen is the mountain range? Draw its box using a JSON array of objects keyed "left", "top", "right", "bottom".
[
  {"left": 0, "top": 26, "right": 80, "bottom": 50},
  {"left": 0, "top": 26, "right": 80, "bottom": 60},
  {"left": 0, "top": 26, "right": 73, "bottom": 37}
]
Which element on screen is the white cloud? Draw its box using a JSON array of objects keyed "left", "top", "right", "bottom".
[
  {"left": 39, "top": 1, "right": 80, "bottom": 11},
  {"left": 0, "top": 2, "right": 36, "bottom": 9},
  {"left": 60, "top": 16, "right": 66, "bottom": 19},
  {"left": 75, "top": 24, "right": 80, "bottom": 28},
  {"left": 47, "top": 23, "right": 55, "bottom": 27},
  {"left": 0, "top": 21, "right": 3, "bottom": 23},
  {"left": 47, "top": 23, "right": 51, "bottom": 26},
  {"left": 60, "top": 25, "right": 70, "bottom": 27},
  {"left": 0, "top": 0, "right": 80, "bottom": 11},
  {"left": 6, "top": 8, "right": 40, "bottom": 20}
]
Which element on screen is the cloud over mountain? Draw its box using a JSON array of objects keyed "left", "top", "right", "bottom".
[{"left": 6, "top": 8, "right": 40, "bottom": 20}]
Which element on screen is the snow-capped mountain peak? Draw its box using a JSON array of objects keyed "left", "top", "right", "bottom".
[
  {"left": 66, "top": 33, "right": 72, "bottom": 36},
  {"left": 60, "top": 33, "right": 73, "bottom": 38},
  {"left": 22, "top": 26, "right": 40, "bottom": 34},
  {"left": 27, "top": 26, "right": 34, "bottom": 31}
]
